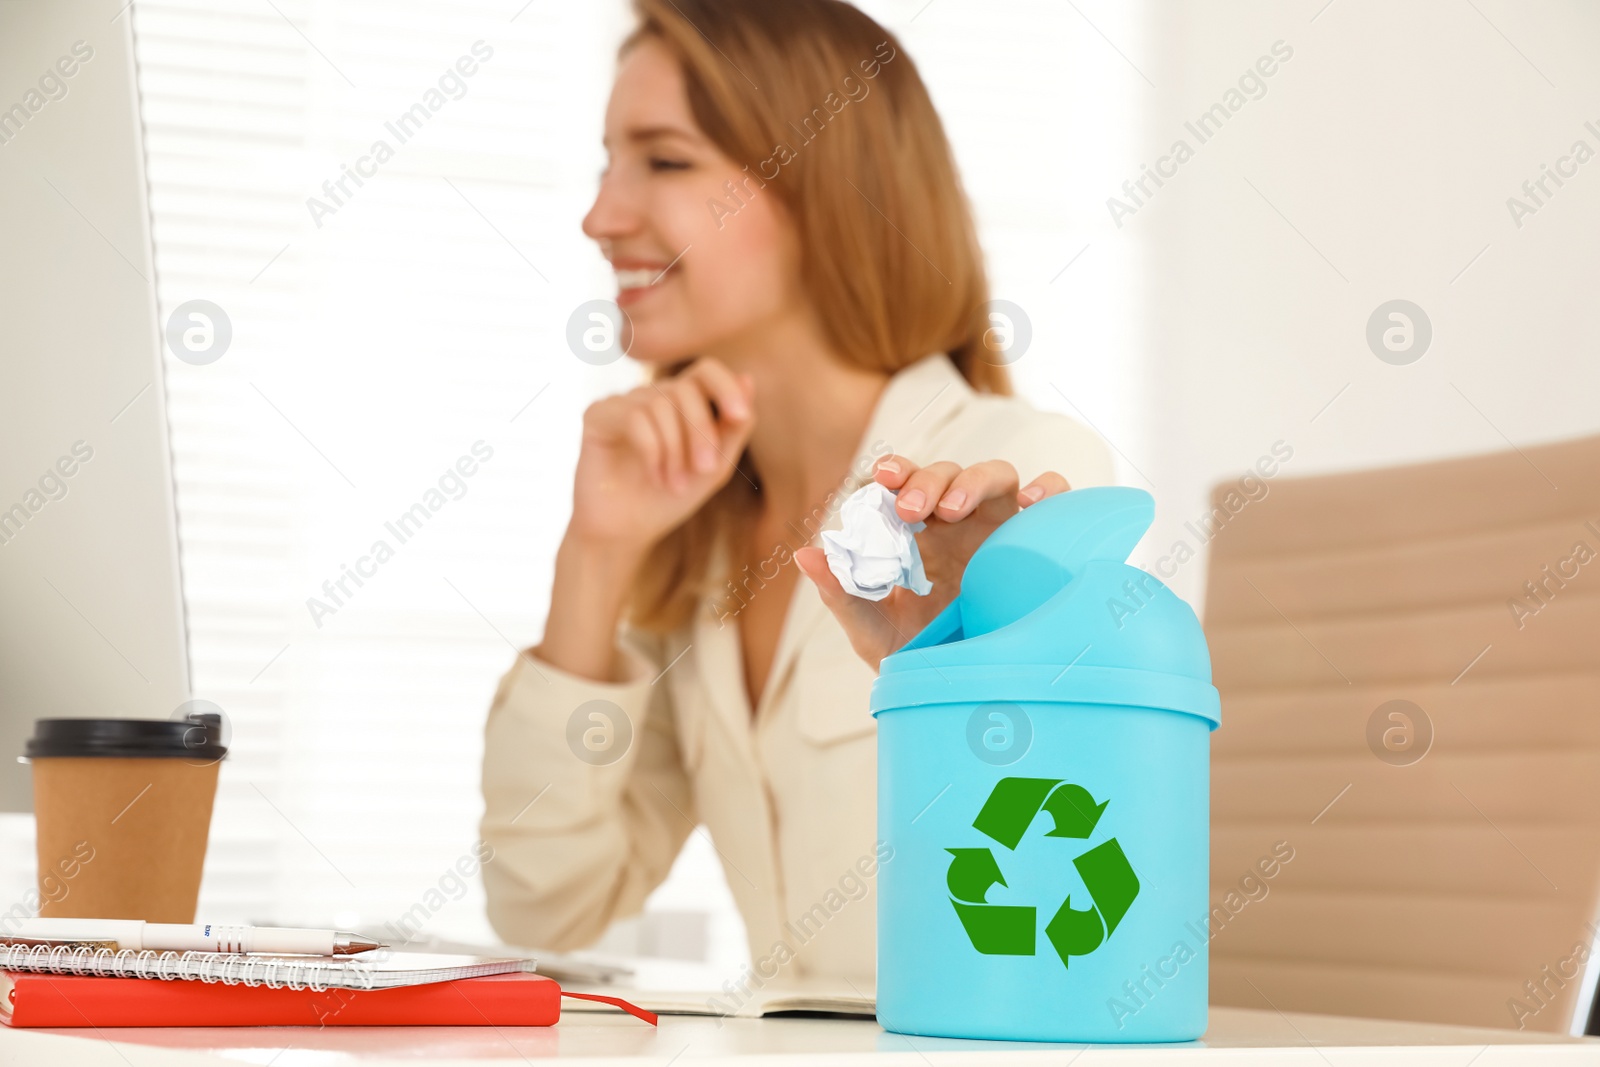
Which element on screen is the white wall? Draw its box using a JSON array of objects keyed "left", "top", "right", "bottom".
[{"left": 1124, "top": 0, "right": 1600, "bottom": 608}]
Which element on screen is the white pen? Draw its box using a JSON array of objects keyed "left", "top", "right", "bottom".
[{"left": 2, "top": 919, "right": 385, "bottom": 956}]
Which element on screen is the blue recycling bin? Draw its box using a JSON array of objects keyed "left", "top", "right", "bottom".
[{"left": 872, "top": 487, "right": 1220, "bottom": 1043}]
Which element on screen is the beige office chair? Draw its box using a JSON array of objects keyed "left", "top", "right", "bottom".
[{"left": 1204, "top": 433, "right": 1600, "bottom": 1033}]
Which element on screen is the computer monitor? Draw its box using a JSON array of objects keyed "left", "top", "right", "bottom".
[{"left": 0, "top": 0, "right": 191, "bottom": 811}]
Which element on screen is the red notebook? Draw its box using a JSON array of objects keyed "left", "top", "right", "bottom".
[{"left": 0, "top": 970, "right": 655, "bottom": 1028}]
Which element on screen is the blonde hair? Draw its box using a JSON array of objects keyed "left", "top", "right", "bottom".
[{"left": 624, "top": 0, "right": 1010, "bottom": 633}]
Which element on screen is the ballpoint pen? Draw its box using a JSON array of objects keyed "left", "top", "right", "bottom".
[{"left": 0, "top": 919, "right": 386, "bottom": 956}]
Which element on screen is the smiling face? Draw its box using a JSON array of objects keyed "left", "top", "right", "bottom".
[{"left": 583, "top": 38, "right": 804, "bottom": 367}]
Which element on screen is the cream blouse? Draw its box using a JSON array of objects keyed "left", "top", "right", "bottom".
[{"left": 480, "top": 352, "right": 1115, "bottom": 983}]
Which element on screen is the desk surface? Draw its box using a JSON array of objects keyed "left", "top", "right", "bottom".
[{"left": 2, "top": 1006, "right": 1596, "bottom": 1066}]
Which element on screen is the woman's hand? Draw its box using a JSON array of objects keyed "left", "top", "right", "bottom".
[
  {"left": 568, "top": 357, "right": 756, "bottom": 556},
  {"left": 795, "top": 456, "right": 1072, "bottom": 668}
]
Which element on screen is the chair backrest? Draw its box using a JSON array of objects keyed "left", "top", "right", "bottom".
[{"left": 1203, "top": 433, "right": 1600, "bottom": 1033}]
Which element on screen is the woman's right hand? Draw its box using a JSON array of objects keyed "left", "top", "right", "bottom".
[{"left": 567, "top": 357, "right": 757, "bottom": 556}]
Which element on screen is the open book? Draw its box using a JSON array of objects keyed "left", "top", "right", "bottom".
[
  {"left": 379, "top": 936, "right": 877, "bottom": 1019},
  {"left": 561, "top": 985, "right": 875, "bottom": 1019},
  {"left": 557, "top": 961, "right": 875, "bottom": 1019}
]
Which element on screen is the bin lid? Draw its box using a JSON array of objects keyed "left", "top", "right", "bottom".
[{"left": 870, "top": 487, "right": 1220, "bottom": 729}]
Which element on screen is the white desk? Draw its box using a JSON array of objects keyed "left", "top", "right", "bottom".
[{"left": 1, "top": 1007, "right": 1595, "bottom": 1065}]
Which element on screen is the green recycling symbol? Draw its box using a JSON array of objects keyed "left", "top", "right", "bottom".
[{"left": 945, "top": 777, "right": 1140, "bottom": 968}]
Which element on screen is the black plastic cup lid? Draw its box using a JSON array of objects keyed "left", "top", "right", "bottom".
[{"left": 25, "top": 715, "right": 228, "bottom": 761}]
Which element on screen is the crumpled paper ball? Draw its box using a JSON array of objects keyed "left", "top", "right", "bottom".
[{"left": 819, "top": 482, "right": 933, "bottom": 601}]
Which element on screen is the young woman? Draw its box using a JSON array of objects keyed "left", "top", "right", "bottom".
[{"left": 481, "top": 0, "right": 1112, "bottom": 984}]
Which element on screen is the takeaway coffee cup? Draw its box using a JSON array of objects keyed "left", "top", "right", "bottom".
[{"left": 25, "top": 714, "right": 227, "bottom": 923}]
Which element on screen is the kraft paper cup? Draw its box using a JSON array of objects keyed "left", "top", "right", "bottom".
[{"left": 25, "top": 716, "right": 227, "bottom": 923}]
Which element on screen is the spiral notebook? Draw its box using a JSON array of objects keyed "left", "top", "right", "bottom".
[{"left": 0, "top": 944, "right": 534, "bottom": 991}]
